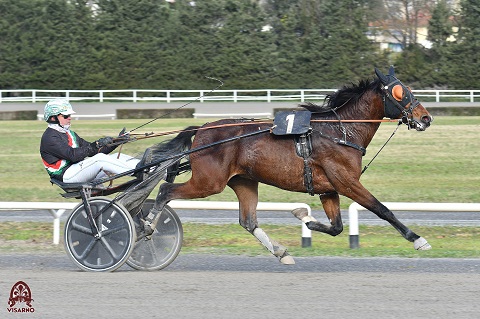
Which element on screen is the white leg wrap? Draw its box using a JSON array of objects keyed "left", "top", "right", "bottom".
[
  {"left": 414, "top": 237, "right": 432, "bottom": 250},
  {"left": 253, "top": 228, "right": 275, "bottom": 254},
  {"left": 302, "top": 215, "right": 317, "bottom": 223},
  {"left": 291, "top": 207, "right": 317, "bottom": 223}
]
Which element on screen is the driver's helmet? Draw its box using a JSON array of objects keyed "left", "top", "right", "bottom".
[{"left": 43, "top": 99, "right": 76, "bottom": 122}]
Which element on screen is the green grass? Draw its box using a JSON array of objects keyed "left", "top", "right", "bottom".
[
  {"left": 0, "top": 116, "right": 479, "bottom": 208},
  {"left": 181, "top": 224, "right": 480, "bottom": 258},
  {"left": 0, "top": 116, "right": 479, "bottom": 258},
  {"left": 0, "top": 222, "right": 478, "bottom": 258}
]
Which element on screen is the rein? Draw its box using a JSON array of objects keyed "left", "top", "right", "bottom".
[
  {"left": 125, "top": 120, "right": 274, "bottom": 141},
  {"left": 361, "top": 120, "right": 402, "bottom": 174},
  {"left": 122, "top": 77, "right": 224, "bottom": 136},
  {"left": 117, "top": 118, "right": 399, "bottom": 144},
  {"left": 311, "top": 119, "right": 398, "bottom": 123}
]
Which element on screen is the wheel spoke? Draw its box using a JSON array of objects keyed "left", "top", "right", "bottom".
[
  {"left": 70, "top": 223, "right": 93, "bottom": 235},
  {"left": 77, "top": 237, "right": 97, "bottom": 259},
  {"left": 99, "top": 237, "right": 120, "bottom": 259},
  {"left": 101, "top": 224, "right": 127, "bottom": 237}
]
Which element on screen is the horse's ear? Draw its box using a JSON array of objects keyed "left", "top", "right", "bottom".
[
  {"left": 375, "top": 67, "right": 388, "bottom": 84},
  {"left": 392, "top": 85, "right": 404, "bottom": 101},
  {"left": 388, "top": 65, "right": 395, "bottom": 76}
]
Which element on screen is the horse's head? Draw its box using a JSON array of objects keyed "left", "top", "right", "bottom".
[{"left": 375, "top": 66, "right": 433, "bottom": 131}]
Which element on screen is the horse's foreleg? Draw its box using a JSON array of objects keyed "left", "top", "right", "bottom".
[
  {"left": 228, "top": 177, "right": 295, "bottom": 265},
  {"left": 342, "top": 180, "right": 431, "bottom": 250},
  {"left": 292, "top": 192, "right": 343, "bottom": 236}
]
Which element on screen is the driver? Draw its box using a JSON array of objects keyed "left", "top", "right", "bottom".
[{"left": 40, "top": 99, "right": 151, "bottom": 184}]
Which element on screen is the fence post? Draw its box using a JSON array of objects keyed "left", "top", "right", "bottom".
[{"left": 348, "top": 203, "right": 360, "bottom": 249}]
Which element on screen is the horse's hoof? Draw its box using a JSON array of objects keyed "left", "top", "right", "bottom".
[
  {"left": 291, "top": 208, "right": 317, "bottom": 223},
  {"left": 414, "top": 237, "right": 432, "bottom": 250},
  {"left": 292, "top": 208, "right": 308, "bottom": 219},
  {"left": 279, "top": 253, "right": 295, "bottom": 265},
  {"left": 140, "top": 219, "right": 155, "bottom": 237}
]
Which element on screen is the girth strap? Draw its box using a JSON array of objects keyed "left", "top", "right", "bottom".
[{"left": 294, "top": 133, "right": 315, "bottom": 196}]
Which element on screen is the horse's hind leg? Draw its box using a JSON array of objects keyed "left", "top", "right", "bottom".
[
  {"left": 292, "top": 192, "right": 344, "bottom": 236},
  {"left": 228, "top": 176, "right": 295, "bottom": 265},
  {"left": 142, "top": 167, "right": 229, "bottom": 235}
]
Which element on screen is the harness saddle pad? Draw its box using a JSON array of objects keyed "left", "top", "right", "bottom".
[{"left": 272, "top": 110, "right": 312, "bottom": 135}]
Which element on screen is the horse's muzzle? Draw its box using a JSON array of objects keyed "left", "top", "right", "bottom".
[{"left": 413, "top": 114, "right": 433, "bottom": 131}]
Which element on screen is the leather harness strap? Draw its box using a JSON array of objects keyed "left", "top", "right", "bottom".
[{"left": 294, "top": 132, "right": 315, "bottom": 196}]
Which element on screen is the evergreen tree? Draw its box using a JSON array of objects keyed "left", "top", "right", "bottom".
[
  {"left": 93, "top": 0, "right": 173, "bottom": 89},
  {"left": 1, "top": 0, "right": 476, "bottom": 90},
  {"left": 428, "top": 0, "right": 453, "bottom": 48},
  {"left": 393, "top": 44, "right": 431, "bottom": 88},
  {"left": 316, "top": 0, "right": 386, "bottom": 86},
  {"left": 0, "top": 0, "right": 97, "bottom": 89},
  {"left": 267, "top": 0, "right": 385, "bottom": 88},
  {"left": 441, "top": 0, "right": 480, "bottom": 89},
  {"left": 208, "top": 0, "right": 276, "bottom": 88},
  {"left": 420, "top": 0, "right": 453, "bottom": 87}
]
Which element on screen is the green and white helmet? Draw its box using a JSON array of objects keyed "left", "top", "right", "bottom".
[{"left": 44, "top": 99, "right": 76, "bottom": 122}]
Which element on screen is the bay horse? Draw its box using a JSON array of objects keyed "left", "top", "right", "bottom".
[{"left": 142, "top": 66, "right": 434, "bottom": 264}]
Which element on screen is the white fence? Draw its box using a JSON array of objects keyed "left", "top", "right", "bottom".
[
  {"left": 348, "top": 202, "right": 480, "bottom": 249},
  {"left": 0, "top": 201, "right": 312, "bottom": 247},
  {"left": 4, "top": 200, "right": 479, "bottom": 249},
  {"left": 2, "top": 88, "right": 480, "bottom": 103},
  {"left": 0, "top": 202, "right": 76, "bottom": 245},
  {"left": 36, "top": 113, "right": 116, "bottom": 120}
]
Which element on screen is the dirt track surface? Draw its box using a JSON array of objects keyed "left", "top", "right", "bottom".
[{"left": 1, "top": 253, "right": 479, "bottom": 319}]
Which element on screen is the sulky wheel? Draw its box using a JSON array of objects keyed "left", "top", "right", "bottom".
[
  {"left": 127, "top": 200, "right": 183, "bottom": 271},
  {"left": 64, "top": 197, "right": 136, "bottom": 272}
]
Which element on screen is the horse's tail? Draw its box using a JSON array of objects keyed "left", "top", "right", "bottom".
[
  {"left": 118, "top": 127, "right": 199, "bottom": 212},
  {"left": 150, "top": 125, "right": 199, "bottom": 162}
]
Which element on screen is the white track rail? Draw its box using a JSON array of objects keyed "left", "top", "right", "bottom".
[
  {"left": 0, "top": 201, "right": 312, "bottom": 246},
  {"left": 348, "top": 202, "right": 480, "bottom": 249}
]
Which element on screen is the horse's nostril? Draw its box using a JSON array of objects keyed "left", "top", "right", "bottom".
[{"left": 422, "top": 115, "right": 431, "bottom": 124}]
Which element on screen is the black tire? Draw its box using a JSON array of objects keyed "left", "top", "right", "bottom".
[
  {"left": 127, "top": 200, "right": 183, "bottom": 271},
  {"left": 64, "top": 197, "right": 136, "bottom": 272}
]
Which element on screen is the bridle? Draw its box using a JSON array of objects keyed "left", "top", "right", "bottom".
[{"left": 380, "top": 76, "right": 421, "bottom": 130}]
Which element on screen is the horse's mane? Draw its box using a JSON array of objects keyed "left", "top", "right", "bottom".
[{"left": 299, "top": 78, "right": 381, "bottom": 113}]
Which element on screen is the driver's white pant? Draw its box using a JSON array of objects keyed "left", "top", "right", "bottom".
[{"left": 63, "top": 153, "right": 140, "bottom": 183}]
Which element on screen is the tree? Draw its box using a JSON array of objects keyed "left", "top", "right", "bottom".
[
  {"left": 373, "top": 0, "right": 433, "bottom": 49},
  {"left": 438, "top": 0, "right": 480, "bottom": 88},
  {"left": 265, "top": 0, "right": 386, "bottom": 88},
  {"left": 0, "top": 0, "right": 98, "bottom": 89},
  {"left": 207, "top": 0, "right": 276, "bottom": 88},
  {"left": 428, "top": 0, "right": 453, "bottom": 48},
  {"left": 423, "top": 0, "right": 454, "bottom": 87},
  {"left": 1, "top": 0, "right": 477, "bottom": 90},
  {"left": 93, "top": 0, "right": 174, "bottom": 88}
]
